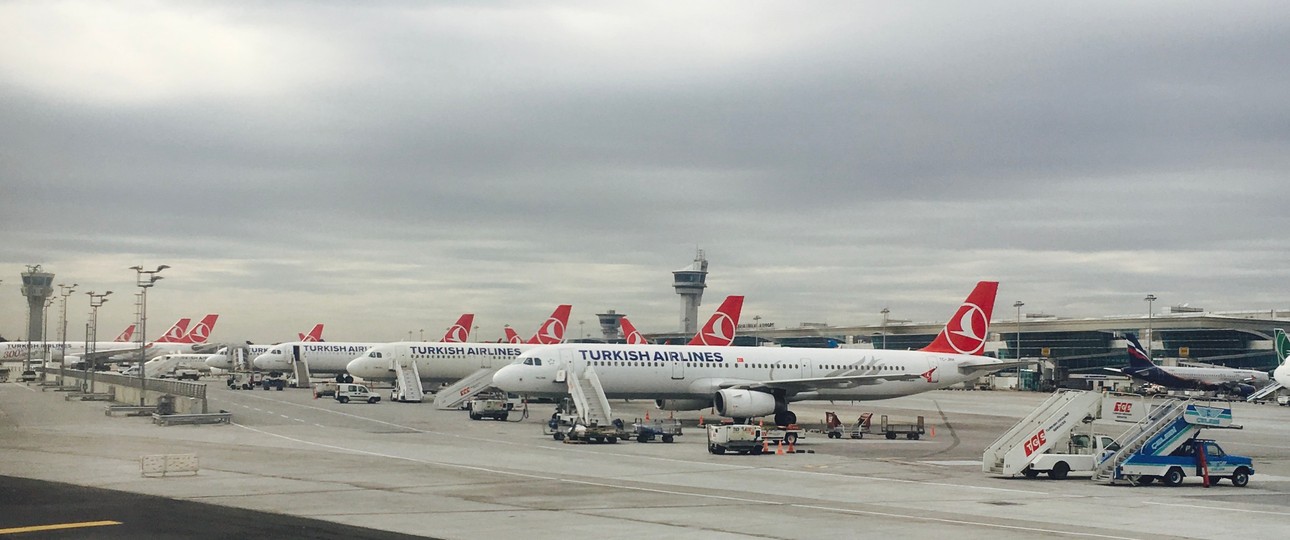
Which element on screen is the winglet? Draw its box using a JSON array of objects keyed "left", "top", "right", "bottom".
[
  {"left": 919, "top": 281, "right": 998, "bottom": 355},
  {"left": 443, "top": 314, "right": 475, "bottom": 343},
  {"left": 688, "top": 295, "right": 744, "bottom": 346},
  {"left": 531, "top": 304, "right": 572, "bottom": 344},
  {"left": 620, "top": 316, "right": 649, "bottom": 345}
]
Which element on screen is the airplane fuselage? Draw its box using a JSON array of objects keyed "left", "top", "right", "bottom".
[
  {"left": 346, "top": 342, "right": 536, "bottom": 384},
  {"left": 493, "top": 343, "right": 992, "bottom": 402},
  {"left": 1124, "top": 364, "right": 1269, "bottom": 394}
]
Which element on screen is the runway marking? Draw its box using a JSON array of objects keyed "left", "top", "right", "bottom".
[
  {"left": 1144, "top": 501, "right": 1290, "bottom": 516},
  {"left": 8, "top": 383, "right": 37, "bottom": 393},
  {"left": 793, "top": 504, "right": 1146, "bottom": 539},
  {"left": 0, "top": 520, "right": 122, "bottom": 534},
  {"left": 921, "top": 460, "right": 983, "bottom": 466}
]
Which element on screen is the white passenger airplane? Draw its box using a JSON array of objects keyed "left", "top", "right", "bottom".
[
  {"left": 260, "top": 308, "right": 565, "bottom": 376},
  {"left": 1, "top": 315, "right": 217, "bottom": 365},
  {"left": 493, "top": 281, "right": 1029, "bottom": 426},
  {"left": 344, "top": 306, "right": 572, "bottom": 383}
]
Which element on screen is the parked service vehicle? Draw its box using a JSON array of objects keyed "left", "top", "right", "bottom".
[
  {"left": 335, "top": 383, "right": 380, "bottom": 404},
  {"left": 1278, "top": 394, "right": 1289, "bottom": 407},
  {"left": 261, "top": 374, "right": 287, "bottom": 391},
  {"left": 1119, "top": 438, "right": 1254, "bottom": 487},
  {"left": 467, "top": 398, "right": 511, "bottom": 421},
  {"left": 313, "top": 381, "right": 339, "bottom": 398},
  {"left": 707, "top": 424, "right": 765, "bottom": 455},
  {"left": 1022, "top": 433, "right": 1120, "bottom": 480}
]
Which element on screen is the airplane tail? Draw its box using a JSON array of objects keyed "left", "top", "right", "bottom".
[
  {"left": 299, "top": 324, "right": 325, "bottom": 342},
  {"left": 919, "top": 281, "right": 998, "bottom": 355},
  {"left": 114, "top": 324, "right": 136, "bottom": 343},
  {"left": 503, "top": 326, "right": 523, "bottom": 344},
  {"left": 1276, "top": 329, "right": 1288, "bottom": 363},
  {"left": 180, "top": 314, "right": 219, "bottom": 344},
  {"left": 531, "top": 304, "right": 572, "bottom": 344},
  {"left": 619, "top": 317, "right": 649, "bottom": 345},
  {"left": 687, "top": 295, "right": 744, "bottom": 346},
  {"left": 443, "top": 314, "right": 475, "bottom": 343},
  {"left": 153, "top": 318, "right": 192, "bottom": 343},
  {"left": 1123, "top": 333, "right": 1156, "bottom": 369}
]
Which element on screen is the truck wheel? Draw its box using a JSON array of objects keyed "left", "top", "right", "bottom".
[
  {"left": 368, "top": 396, "right": 379, "bottom": 403},
  {"left": 750, "top": 445, "right": 763, "bottom": 455},
  {"left": 338, "top": 396, "right": 350, "bottom": 404},
  {"left": 886, "top": 432, "right": 897, "bottom": 440},
  {"left": 1137, "top": 476, "right": 1156, "bottom": 485},
  {"left": 637, "top": 434, "right": 648, "bottom": 443},
  {"left": 908, "top": 433, "right": 919, "bottom": 440},
  {"left": 1048, "top": 461, "right": 1070, "bottom": 480},
  {"left": 662, "top": 435, "right": 674, "bottom": 443},
  {"left": 1163, "top": 467, "right": 1185, "bottom": 486},
  {"left": 498, "top": 413, "right": 508, "bottom": 421},
  {"left": 470, "top": 413, "right": 480, "bottom": 420},
  {"left": 711, "top": 444, "right": 726, "bottom": 455},
  {"left": 1022, "top": 467, "right": 1040, "bottom": 479},
  {"left": 607, "top": 436, "right": 617, "bottom": 444},
  {"left": 785, "top": 433, "right": 799, "bottom": 446},
  {"left": 554, "top": 432, "right": 565, "bottom": 441},
  {"left": 1231, "top": 468, "right": 1250, "bottom": 487}
]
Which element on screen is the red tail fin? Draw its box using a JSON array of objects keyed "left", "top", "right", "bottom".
[
  {"left": 299, "top": 324, "right": 324, "bottom": 342},
  {"left": 688, "top": 295, "right": 744, "bottom": 346},
  {"left": 503, "top": 326, "right": 523, "bottom": 344},
  {"left": 442, "top": 314, "right": 475, "bottom": 343},
  {"left": 619, "top": 317, "right": 649, "bottom": 345},
  {"left": 114, "top": 324, "right": 136, "bottom": 343},
  {"left": 530, "top": 304, "right": 572, "bottom": 344},
  {"left": 153, "top": 318, "right": 191, "bottom": 343},
  {"left": 180, "top": 314, "right": 219, "bottom": 344},
  {"left": 919, "top": 281, "right": 998, "bottom": 355}
]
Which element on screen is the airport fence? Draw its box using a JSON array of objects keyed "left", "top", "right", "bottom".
[{"left": 57, "top": 369, "right": 208, "bottom": 400}]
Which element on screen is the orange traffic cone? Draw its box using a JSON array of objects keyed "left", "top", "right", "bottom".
[
  {"left": 645, "top": 411, "right": 650, "bottom": 421},
  {"left": 930, "top": 425, "right": 936, "bottom": 438},
  {"left": 762, "top": 436, "right": 770, "bottom": 454},
  {"left": 698, "top": 415, "right": 704, "bottom": 426},
  {"left": 788, "top": 437, "right": 795, "bottom": 453},
  {"left": 776, "top": 440, "right": 784, "bottom": 455}
]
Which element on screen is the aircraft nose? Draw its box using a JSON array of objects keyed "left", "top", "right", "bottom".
[
  {"left": 346, "top": 357, "right": 383, "bottom": 380},
  {"left": 204, "top": 354, "right": 229, "bottom": 369},
  {"left": 492, "top": 365, "right": 521, "bottom": 391},
  {"left": 252, "top": 354, "right": 285, "bottom": 370}
]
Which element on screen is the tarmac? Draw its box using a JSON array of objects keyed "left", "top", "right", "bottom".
[{"left": 2, "top": 378, "right": 1289, "bottom": 539}]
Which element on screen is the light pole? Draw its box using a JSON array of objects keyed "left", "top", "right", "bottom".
[
  {"left": 419, "top": 328, "right": 424, "bottom": 341},
  {"left": 41, "top": 297, "right": 53, "bottom": 375},
  {"left": 579, "top": 320, "right": 585, "bottom": 340},
  {"left": 879, "top": 308, "right": 889, "bottom": 350},
  {"left": 57, "top": 283, "right": 77, "bottom": 384},
  {"left": 86, "top": 291, "right": 112, "bottom": 393},
  {"left": 1144, "top": 294, "right": 1157, "bottom": 358},
  {"left": 131, "top": 265, "right": 168, "bottom": 406},
  {"left": 472, "top": 325, "right": 478, "bottom": 342},
  {"left": 1013, "top": 301, "right": 1024, "bottom": 364}
]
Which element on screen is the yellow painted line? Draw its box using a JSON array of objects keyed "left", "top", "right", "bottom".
[{"left": 0, "top": 520, "right": 122, "bottom": 534}]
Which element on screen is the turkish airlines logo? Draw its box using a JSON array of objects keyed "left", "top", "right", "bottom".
[
  {"left": 920, "top": 367, "right": 936, "bottom": 383},
  {"left": 626, "top": 330, "right": 647, "bottom": 345},
  {"left": 188, "top": 323, "right": 211, "bottom": 342},
  {"left": 447, "top": 324, "right": 469, "bottom": 343},
  {"left": 944, "top": 302, "right": 988, "bottom": 354},
  {"left": 165, "top": 325, "right": 186, "bottom": 341},
  {"left": 537, "top": 319, "right": 565, "bottom": 344},
  {"left": 698, "top": 312, "right": 736, "bottom": 346}
]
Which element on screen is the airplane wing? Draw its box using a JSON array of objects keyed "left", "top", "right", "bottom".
[
  {"left": 956, "top": 359, "right": 1038, "bottom": 377},
  {"left": 725, "top": 373, "right": 923, "bottom": 394}
]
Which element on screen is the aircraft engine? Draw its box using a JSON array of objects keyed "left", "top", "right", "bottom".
[
  {"left": 655, "top": 399, "right": 711, "bottom": 411},
  {"left": 713, "top": 389, "right": 777, "bottom": 419},
  {"left": 1234, "top": 383, "right": 1256, "bottom": 396}
]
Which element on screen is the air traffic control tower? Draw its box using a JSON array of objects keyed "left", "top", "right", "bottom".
[
  {"left": 21, "top": 265, "right": 54, "bottom": 343},
  {"left": 673, "top": 250, "right": 708, "bottom": 335},
  {"left": 597, "top": 310, "right": 625, "bottom": 340}
]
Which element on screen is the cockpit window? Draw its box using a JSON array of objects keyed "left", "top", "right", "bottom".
[
  {"left": 372, "top": 352, "right": 382, "bottom": 358},
  {"left": 270, "top": 349, "right": 281, "bottom": 354},
  {"left": 534, "top": 358, "right": 542, "bottom": 366},
  {"left": 523, "top": 358, "right": 533, "bottom": 365}
]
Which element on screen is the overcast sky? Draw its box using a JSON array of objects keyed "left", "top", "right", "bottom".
[{"left": 2, "top": 1, "right": 1288, "bottom": 344}]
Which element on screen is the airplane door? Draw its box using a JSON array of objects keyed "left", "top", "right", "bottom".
[
  {"left": 292, "top": 345, "right": 302, "bottom": 365},
  {"left": 672, "top": 359, "right": 685, "bottom": 380},
  {"left": 556, "top": 348, "right": 574, "bottom": 383},
  {"left": 801, "top": 359, "right": 812, "bottom": 379}
]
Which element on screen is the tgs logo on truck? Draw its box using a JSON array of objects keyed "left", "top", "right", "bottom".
[{"left": 1023, "top": 430, "right": 1047, "bottom": 456}]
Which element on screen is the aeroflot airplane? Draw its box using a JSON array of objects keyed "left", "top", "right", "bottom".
[
  {"left": 1115, "top": 333, "right": 1269, "bottom": 396},
  {"left": 345, "top": 306, "right": 572, "bottom": 383},
  {"left": 494, "top": 282, "right": 1029, "bottom": 426},
  {"left": 620, "top": 295, "right": 745, "bottom": 346}
]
